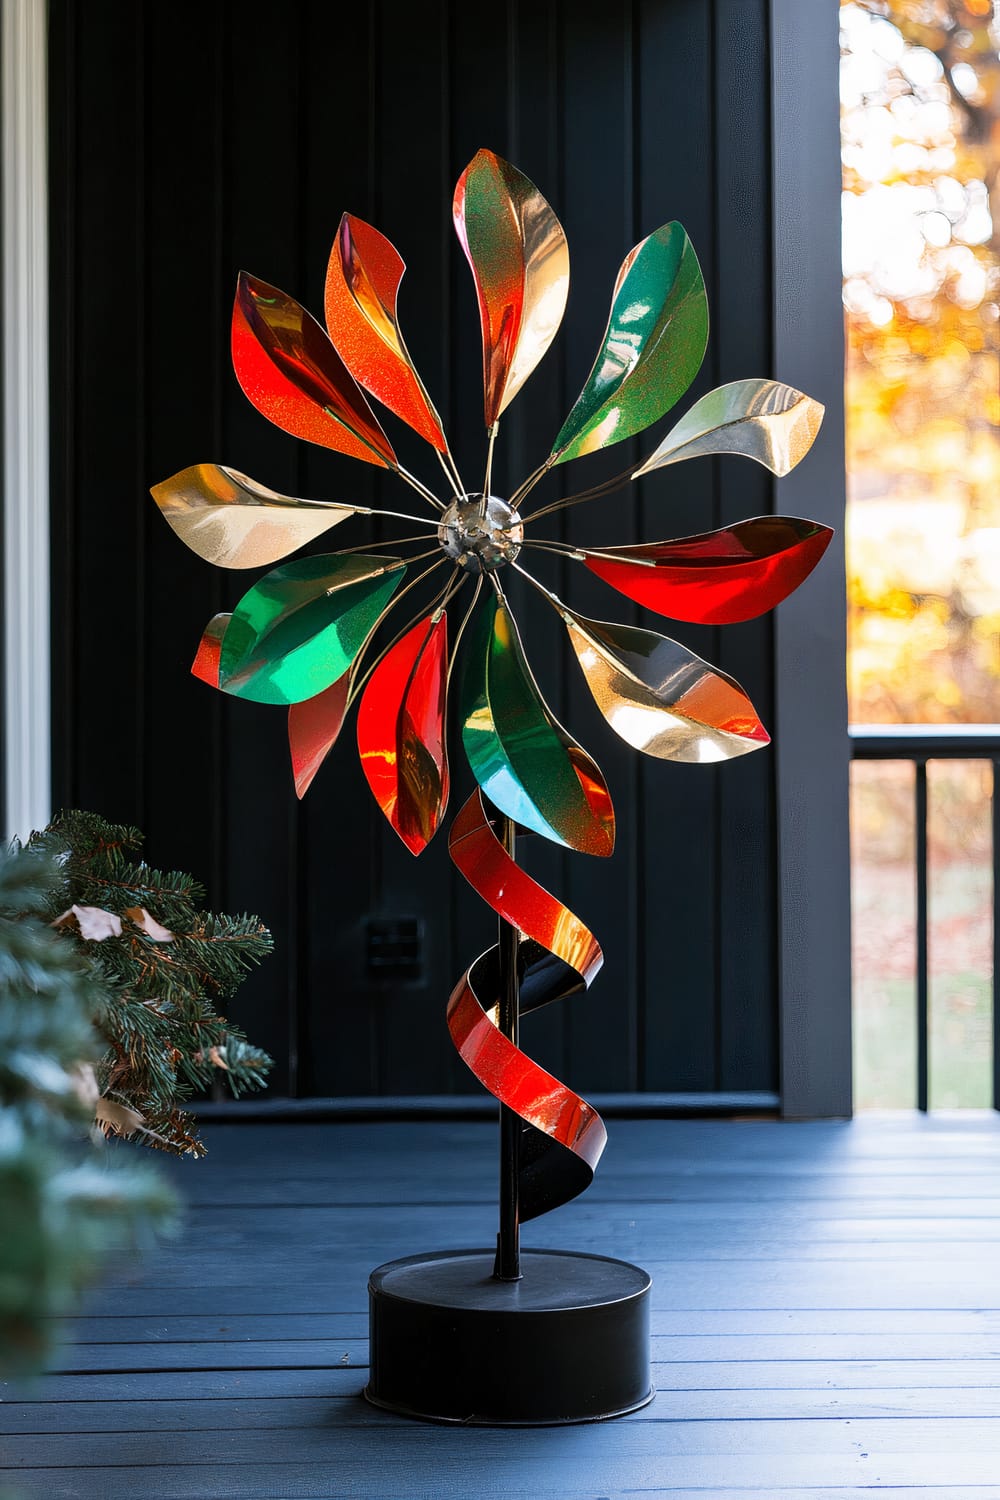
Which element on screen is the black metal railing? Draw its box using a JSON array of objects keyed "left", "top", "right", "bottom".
[{"left": 849, "top": 726, "right": 1000, "bottom": 1112}]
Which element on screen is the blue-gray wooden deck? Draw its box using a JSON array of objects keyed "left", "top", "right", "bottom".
[{"left": 3, "top": 1115, "right": 1000, "bottom": 1498}]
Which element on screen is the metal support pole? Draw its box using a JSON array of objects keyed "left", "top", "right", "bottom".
[
  {"left": 915, "top": 759, "right": 929, "bottom": 1113},
  {"left": 494, "top": 814, "right": 521, "bottom": 1281},
  {"left": 993, "top": 758, "right": 999, "bottom": 1112}
]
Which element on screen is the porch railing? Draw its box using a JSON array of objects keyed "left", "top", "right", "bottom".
[{"left": 849, "top": 726, "right": 1000, "bottom": 1112}]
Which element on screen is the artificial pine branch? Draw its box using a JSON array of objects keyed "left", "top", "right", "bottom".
[
  {"left": 25, "top": 811, "right": 275, "bottom": 1158},
  {"left": 0, "top": 842, "right": 177, "bottom": 1377}
]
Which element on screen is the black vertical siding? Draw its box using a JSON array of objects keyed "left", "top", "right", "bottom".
[{"left": 49, "top": 0, "right": 783, "bottom": 1100}]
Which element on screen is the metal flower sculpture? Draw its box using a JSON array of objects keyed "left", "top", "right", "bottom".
[{"left": 153, "top": 149, "right": 830, "bottom": 1253}]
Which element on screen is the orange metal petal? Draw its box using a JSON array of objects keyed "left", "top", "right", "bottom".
[
  {"left": 357, "top": 615, "right": 450, "bottom": 854},
  {"left": 325, "top": 214, "right": 447, "bottom": 452},
  {"left": 231, "top": 272, "right": 396, "bottom": 467}
]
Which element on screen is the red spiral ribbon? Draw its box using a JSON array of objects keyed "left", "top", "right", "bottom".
[{"left": 447, "top": 789, "right": 608, "bottom": 1221}]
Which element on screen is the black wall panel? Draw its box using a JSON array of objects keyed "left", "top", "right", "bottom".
[{"left": 49, "top": 0, "right": 782, "bottom": 1100}]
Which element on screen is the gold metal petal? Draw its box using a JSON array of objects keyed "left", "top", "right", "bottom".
[
  {"left": 634, "top": 378, "right": 824, "bottom": 479},
  {"left": 151, "top": 464, "right": 354, "bottom": 569},
  {"left": 453, "top": 149, "right": 570, "bottom": 426},
  {"left": 563, "top": 610, "right": 769, "bottom": 764}
]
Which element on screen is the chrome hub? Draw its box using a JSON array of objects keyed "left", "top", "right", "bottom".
[{"left": 438, "top": 494, "right": 524, "bottom": 573}]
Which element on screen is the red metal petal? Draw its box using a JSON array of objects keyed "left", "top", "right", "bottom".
[
  {"left": 288, "top": 674, "right": 351, "bottom": 800},
  {"left": 231, "top": 272, "right": 396, "bottom": 467},
  {"left": 583, "top": 516, "right": 833, "bottom": 625},
  {"left": 357, "top": 615, "right": 449, "bottom": 854},
  {"left": 324, "top": 214, "right": 447, "bottom": 452},
  {"left": 190, "top": 613, "right": 230, "bottom": 687}
]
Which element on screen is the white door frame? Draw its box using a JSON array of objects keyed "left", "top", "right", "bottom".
[{"left": 3, "top": 0, "right": 50, "bottom": 842}]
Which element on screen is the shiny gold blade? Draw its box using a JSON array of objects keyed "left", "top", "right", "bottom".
[
  {"left": 564, "top": 610, "right": 769, "bottom": 763},
  {"left": 453, "top": 149, "right": 570, "bottom": 426},
  {"left": 151, "top": 464, "right": 355, "bottom": 569},
  {"left": 634, "top": 378, "right": 824, "bottom": 479}
]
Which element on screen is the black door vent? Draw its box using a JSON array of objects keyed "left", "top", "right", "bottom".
[{"left": 366, "top": 917, "right": 424, "bottom": 984}]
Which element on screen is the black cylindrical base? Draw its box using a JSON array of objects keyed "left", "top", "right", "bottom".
[{"left": 365, "top": 1248, "right": 653, "bottom": 1425}]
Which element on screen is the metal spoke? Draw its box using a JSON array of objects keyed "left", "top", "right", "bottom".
[
  {"left": 508, "top": 458, "right": 552, "bottom": 510},
  {"left": 522, "top": 462, "right": 638, "bottom": 523},
  {"left": 396, "top": 465, "right": 447, "bottom": 511},
  {"left": 446, "top": 573, "right": 484, "bottom": 687}
]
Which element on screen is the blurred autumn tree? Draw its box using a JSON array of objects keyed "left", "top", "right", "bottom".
[{"left": 841, "top": 0, "right": 1000, "bottom": 723}]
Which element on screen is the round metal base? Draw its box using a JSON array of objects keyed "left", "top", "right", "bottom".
[{"left": 365, "top": 1248, "right": 653, "bottom": 1425}]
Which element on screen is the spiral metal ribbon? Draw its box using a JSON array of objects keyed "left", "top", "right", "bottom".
[{"left": 447, "top": 789, "right": 608, "bottom": 1221}]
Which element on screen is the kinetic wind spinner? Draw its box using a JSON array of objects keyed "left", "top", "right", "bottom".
[{"left": 152, "top": 149, "right": 830, "bottom": 1424}]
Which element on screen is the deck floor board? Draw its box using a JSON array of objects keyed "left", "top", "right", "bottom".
[{"left": 2, "top": 1116, "right": 999, "bottom": 1497}]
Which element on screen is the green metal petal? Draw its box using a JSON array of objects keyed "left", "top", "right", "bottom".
[
  {"left": 219, "top": 554, "right": 405, "bottom": 706},
  {"left": 634, "top": 378, "right": 824, "bottom": 479},
  {"left": 563, "top": 609, "right": 769, "bottom": 763},
  {"left": 461, "top": 594, "right": 614, "bottom": 856},
  {"left": 550, "top": 222, "right": 708, "bottom": 466}
]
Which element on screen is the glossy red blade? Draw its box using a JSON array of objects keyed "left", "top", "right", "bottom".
[
  {"left": 357, "top": 615, "right": 449, "bottom": 854},
  {"left": 190, "top": 613, "right": 230, "bottom": 687},
  {"left": 232, "top": 272, "right": 396, "bottom": 468},
  {"left": 325, "top": 214, "right": 447, "bottom": 452},
  {"left": 288, "top": 674, "right": 351, "bottom": 800},
  {"left": 583, "top": 516, "right": 833, "bottom": 625}
]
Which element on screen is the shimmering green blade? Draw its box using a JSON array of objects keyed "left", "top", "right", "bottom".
[
  {"left": 634, "top": 378, "right": 824, "bottom": 479},
  {"left": 461, "top": 595, "right": 614, "bottom": 856},
  {"left": 550, "top": 222, "right": 708, "bottom": 466},
  {"left": 563, "top": 610, "right": 769, "bottom": 763},
  {"left": 219, "top": 554, "right": 404, "bottom": 706}
]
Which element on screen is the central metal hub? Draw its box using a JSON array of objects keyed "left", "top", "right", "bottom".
[{"left": 438, "top": 494, "right": 523, "bottom": 573}]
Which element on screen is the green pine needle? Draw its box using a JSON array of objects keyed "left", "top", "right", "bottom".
[{"left": 21, "top": 811, "right": 275, "bottom": 1156}]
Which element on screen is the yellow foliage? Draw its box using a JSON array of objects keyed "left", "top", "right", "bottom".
[{"left": 842, "top": 1, "right": 1000, "bottom": 724}]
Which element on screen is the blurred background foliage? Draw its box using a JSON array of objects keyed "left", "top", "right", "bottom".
[
  {"left": 841, "top": 0, "right": 999, "bottom": 726},
  {"left": 842, "top": 1, "right": 998, "bottom": 1108}
]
